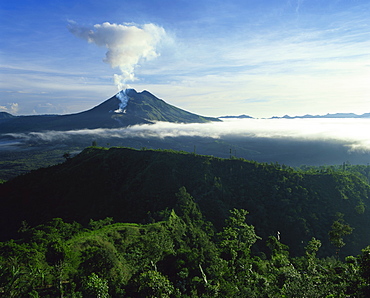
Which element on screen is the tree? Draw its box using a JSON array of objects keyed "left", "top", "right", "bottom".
[
  {"left": 88, "top": 217, "right": 114, "bottom": 230},
  {"left": 305, "top": 237, "right": 321, "bottom": 274},
  {"left": 46, "top": 240, "right": 67, "bottom": 266},
  {"left": 328, "top": 213, "right": 353, "bottom": 252},
  {"left": 359, "top": 245, "right": 370, "bottom": 283},
  {"left": 83, "top": 273, "right": 109, "bottom": 298},
  {"left": 62, "top": 152, "right": 71, "bottom": 161},
  {"left": 305, "top": 237, "right": 321, "bottom": 257},
  {"left": 218, "top": 209, "right": 261, "bottom": 265},
  {"left": 138, "top": 270, "right": 175, "bottom": 298},
  {"left": 45, "top": 240, "right": 69, "bottom": 297},
  {"left": 79, "top": 246, "right": 117, "bottom": 277},
  {"left": 174, "top": 187, "right": 203, "bottom": 224}
]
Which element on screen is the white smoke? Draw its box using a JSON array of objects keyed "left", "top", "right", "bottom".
[
  {"left": 68, "top": 21, "right": 166, "bottom": 90},
  {"left": 114, "top": 89, "right": 130, "bottom": 113}
]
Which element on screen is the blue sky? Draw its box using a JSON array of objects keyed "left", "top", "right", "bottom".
[{"left": 1, "top": 0, "right": 370, "bottom": 117}]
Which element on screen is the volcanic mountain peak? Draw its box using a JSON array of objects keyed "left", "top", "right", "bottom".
[
  {"left": 83, "top": 88, "right": 220, "bottom": 124},
  {"left": 0, "top": 89, "right": 220, "bottom": 133}
]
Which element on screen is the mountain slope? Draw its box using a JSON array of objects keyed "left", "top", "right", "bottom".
[
  {"left": 0, "top": 112, "right": 15, "bottom": 120},
  {"left": 0, "top": 89, "right": 220, "bottom": 133},
  {"left": 1, "top": 146, "right": 369, "bottom": 257}
]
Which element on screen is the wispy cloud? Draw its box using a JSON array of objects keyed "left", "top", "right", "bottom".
[
  {"left": 133, "top": 6, "right": 370, "bottom": 117},
  {"left": 0, "top": 64, "right": 117, "bottom": 114}
]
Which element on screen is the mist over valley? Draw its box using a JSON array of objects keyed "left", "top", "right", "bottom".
[{"left": 1, "top": 116, "right": 370, "bottom": 181}]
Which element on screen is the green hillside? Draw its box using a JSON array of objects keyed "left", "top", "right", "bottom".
[
  {"left": 1, "top": 147, "right": 369, "bottom": 258},
  {"left": 1, "top": 147, "right": 370, "bottom": 296}
]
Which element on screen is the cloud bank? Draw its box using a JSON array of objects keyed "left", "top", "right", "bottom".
[
  {"left": 6, "top": 119, "right": 370, "bottom": 152},
  {"left": 68, "top": 21, "right": 167, "bottom": 89}
]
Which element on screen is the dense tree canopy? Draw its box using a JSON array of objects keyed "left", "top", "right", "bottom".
[
  {"left": 1, "top": 147, "right": 370, "bottom": 296},
  {"left": 1, "top": 201, "right": 370, "bottom": 297}
]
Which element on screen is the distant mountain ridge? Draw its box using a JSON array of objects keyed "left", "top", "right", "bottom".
[
  {"left": 218, "top": 112, "right": 370, "bottom": 119},
  {"left": 271, "top": 112, "right": 370, "bottom": 119},
  {"left": 0, "top": 89, "right": 220, "bottom": 133},
  {"left": 219, "top": 114, "right": 253, "bottom": 119}
]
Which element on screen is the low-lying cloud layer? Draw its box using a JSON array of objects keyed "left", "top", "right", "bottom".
[{"left": 5, "top": 118, "right": 370, "bottom": 152}]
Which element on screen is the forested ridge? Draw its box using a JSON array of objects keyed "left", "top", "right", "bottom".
[{"left": 1, "top": 147, "right": 370, "bottom": 296}]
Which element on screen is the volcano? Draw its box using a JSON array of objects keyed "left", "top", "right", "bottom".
[{"left": 0, "top": 89, "right": 220, "bottom": 133}]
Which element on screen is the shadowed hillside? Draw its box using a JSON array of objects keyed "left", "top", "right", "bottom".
[{"left": 1, "top": 146, "right": 369, "bottom": 258}]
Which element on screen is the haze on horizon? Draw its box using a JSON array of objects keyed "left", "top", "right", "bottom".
[{"left": 1, "top": 0, "right": 370, "bottom": 118}]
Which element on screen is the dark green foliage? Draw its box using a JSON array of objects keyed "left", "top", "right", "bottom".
[
  {"left": 0, "top": 206, "right": 369, "bottom": 297},
  {"left": 0, "top": 147, "right": 370, "bottom": 256},
  {"left": 83, "top": 273, "right": 109, "bottom": 298},
  {"left": 88, "top": 217, "right": 114, "bottom": 230},
  {"left": 328, "top": 213, "right": 353, "bottom": 250},
  {"left": 218, "top": 209, "right": 260, "bottom": 265},
  {"left": 1, "top": 147, "right": 369, "bottom": 258},
  {"left": 359, "top": 245, "right": 370, "bottom": 291},
  {"left": 137, "top": 270, "right": 175, "bottom": 298},
  {"left": 79, "top": 246, "right": 117, "bottom": 277},
  {"left": 45, "top": 240, "right": 67, "bottom": 266},
  {"left": 1, "top": 146, "right": 370, "bottom": 296},
  {"left": 174, "top": 186, "right": 203, "bottom": 224}
]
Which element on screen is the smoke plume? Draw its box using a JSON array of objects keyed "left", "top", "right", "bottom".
[
  {"left": 114, "top": 89, "right": 130, "bottom": 113},
  {"left": 68, "top": 21, "right": 166, "bottom": 90}
]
